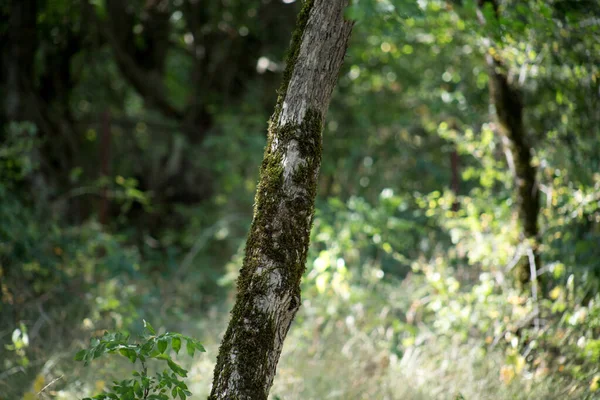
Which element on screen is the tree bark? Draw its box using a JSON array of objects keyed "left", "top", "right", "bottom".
[
  {"left": 478, "top": 0, "right": 540, "bottom": 283},
  {"left": 208, "top": 1, "right": 353, "bottom": 399}
]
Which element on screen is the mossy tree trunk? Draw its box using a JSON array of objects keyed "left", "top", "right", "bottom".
[
  {"left": 487, "top": 56, "right": 540, "bottom": 283},
  {"left": 478, "top": 0, "right": 540, "bottom": 284},
  {"left": 208, "top": 1, "right": 353, "bottom": 399}
]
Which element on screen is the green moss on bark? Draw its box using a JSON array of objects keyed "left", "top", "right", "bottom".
[
  {"left": 488, "top": 62, "right": 540, "bottom": 285},
  {"left": 209, "top": 109, "right": 323, "bottom": 400},
  {"left": 207, "top": 0, "right": 350, "bottom": 396},
  {"left": 240, "top": 108, "right": 323, "bottom": 294},
  {"left": 208, "top": 2, "right": 323, "bottom": 396}
]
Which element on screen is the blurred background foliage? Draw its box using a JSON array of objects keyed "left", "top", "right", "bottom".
[{"left": 1, "top": 0, "right": 599, "bottom": 398}]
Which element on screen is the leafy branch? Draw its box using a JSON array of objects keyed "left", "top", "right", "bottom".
[{"left": 75, "top": 320, "right": 205, "bottom": 400}]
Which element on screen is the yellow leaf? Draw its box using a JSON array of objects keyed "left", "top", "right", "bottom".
[
  {"left": 22, "top": 392, "right": 36, "bottom": 400},
  {"left": 95, "top": 380, "right": 106, "bottom": 392},
  {"left": 33, "top": 374, "right": 45, "bottom": 393},
  {"left": 514, "top": 356, "right": 526, "bottom": 375},
  {"left": 382, "top": 243, "right": 392, "bottom": 254},
  {"left": 500, "top": 365, "right": 515, "bottom": 385},
  {"left": 590, "top": 375, "right": 600, "bottom": 392}
]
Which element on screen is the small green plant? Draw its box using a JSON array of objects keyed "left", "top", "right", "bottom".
[{"left": 75, "top": 320, "right": 205, "bottom": 400}]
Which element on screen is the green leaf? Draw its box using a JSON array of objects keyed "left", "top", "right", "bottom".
[
  {"left": 154, "top": 353, "right": 170, "bottom": 361},
  {"left": 119, "top": 348, "right": 137, "bottom": 363},
  {"left": 133, "top": 380, "right": 142, "bottom": 397},
  {"left": 194, "top": 342, "right": 206, "bottom": 353},
  {"left": 144, "top": 320, "right": 156, "bottom": 335},
  {"left": 140, "top": 340, "right": 155, "bottom": 355},
  {"left": 186, "top": 340, "right": 195, "bottom": 357},
  {"left": 92, "top": 343, "right": 106, "bottom": 359},
  {"left": 172, "top": 337, "right": 181, "bottom": 354},
  {"left": 167, "top": 359, "right": 188, "bottom": 377},
  {"left": 75, "top": 349, "right": 87, "bottom": 361},
  {"left": 158, "top": 338, "right": 168, "bottom": 354}
]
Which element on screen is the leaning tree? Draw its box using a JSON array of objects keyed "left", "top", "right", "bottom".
[{"left": 208, "top": 1, "right": 354, "bottom": 399}]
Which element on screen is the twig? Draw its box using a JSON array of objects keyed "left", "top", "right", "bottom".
[
  {"left": 527, "top": 248, "right": 540, "bottom": 330},
  {"left": 30, "top": 302, "right": 52, "bottom": 340},
  {"left": 535, "top": 261, "right": 557, "bottom": 277},
  {"left": 490, "top": 309, "right": 540, "bottom": 349},
  {"left": 505, "top": 244, "right": 524, "bottom": 272},
  {"left": 37, "top": 375, "right": 63, "bottom": 396}
]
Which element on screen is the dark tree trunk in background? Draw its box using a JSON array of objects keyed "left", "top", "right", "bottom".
[
  {"left": 487, "top": 56, "right": 540, "bottom": 279},
  {"left": 99, "top": 110, "right": 112, "bottom": 225},
  {"left": 208, "top": 1, "right": 353, "bottom": 399},
  {"left": 478, "top": 0, "right": 540, "bottom": 284},
  {"left": 3, "top": 0, "right": 84, "bottom": 214},
  {"left": 2, "top": 0, "right": 37, "bottom": 123}
]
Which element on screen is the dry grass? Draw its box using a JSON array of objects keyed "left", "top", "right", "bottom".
[{"left": 50, "top": 295, "right": 581, "bottom": 400}]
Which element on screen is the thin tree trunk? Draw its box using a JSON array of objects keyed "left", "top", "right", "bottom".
[
  {"left": 208, "top": 1, "right": 353, "bottom": 399},
  {"left": 478, "top": 0, "right": 540, "bottom": 284},
  {"left": 99, "top": 110, "right": 111, "bottom": 225},
  {"left": 450, "top": 147, "right": 460, "bottom": 212},
  {"left": 3, "top": 0, "right": 37, "bottom": 123}
]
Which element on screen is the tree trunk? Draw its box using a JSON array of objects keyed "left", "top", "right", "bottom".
[
  {"left": 478, "top": 0, "right": 540, "bottom": 284},
  {"left": 450, "top": 147, "right": 460, "bottom": 212},
  {"left": 99, "top": 110, "right": 112, "bottom": 225},
  {"left": 3, "top": 0, "right": 37, "bottom": 123},
  {"left": 487, "top": 56, "right": 540, "bottom": 281},
  {"left": 208, "top": 1, "right": 353, "bottom": 399}
]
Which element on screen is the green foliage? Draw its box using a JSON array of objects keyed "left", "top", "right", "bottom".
[
  {"left": 76, "top": 321, "right": 205, "bottom": 400},
  {"left": 0, "top": 121, "right": 157, "bottom": 398},
  {"left": 0, "top": 122, "right": 40, "bottom": 184}
]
